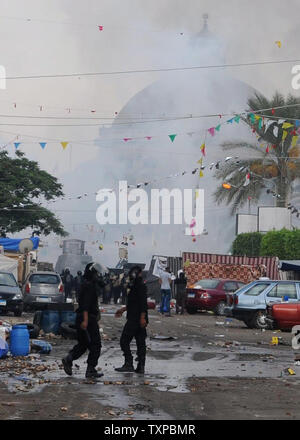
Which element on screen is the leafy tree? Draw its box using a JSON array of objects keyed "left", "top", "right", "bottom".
[
  {"left": 0, "top": 150, "right": 67, "bottom": 237},
  {"left": 214, "top": 92, "right": 300, "bottom": 214},
  {"left": 232, "top": 232, "right": 263, "bottom": 257},
  {"left": 260, "top": 228, "right": 300, "bottom": 259}
]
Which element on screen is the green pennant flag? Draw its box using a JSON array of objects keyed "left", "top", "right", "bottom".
[
  {"left": 169, "top": 134, "right": 177, "bottom": 143},
  {"left": 215, "top": 124, "right": 221, "bottom": 131},
  {"left": 258, "top": 118, "right": 263, "bottom": 130},
  {"left": 249, "top": 113, "right": 255, "bottom": 124},
  {"left": 234, "top": 115, "right": 241, "bottom": 123}
]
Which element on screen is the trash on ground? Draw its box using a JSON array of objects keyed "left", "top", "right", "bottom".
[
  {"left": 151, "top": 335, "right": 177, "bottom": 341},
  {"left": 30, "top": 339, "right": 52, "bottom": 354}
]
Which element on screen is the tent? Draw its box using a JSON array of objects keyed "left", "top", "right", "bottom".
[
  {"left": 279, "top": 260, "right": 300, "bottom": 271},
  {"left": 0, "top": 237, "right": 39, "bottom": 252},
  {"left": 0, "top": 254, "right": 18, "bottom": 281}
]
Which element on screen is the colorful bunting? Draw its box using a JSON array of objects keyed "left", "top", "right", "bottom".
[
  {"left": 200, "top": 143, "right": 206, "bottom": 156},
  {"left": 39, "top": 142, "right": 47, "bottom": 149},
  {"left": 169, "top": 134, "right": 177, "bottom": 143},
  {"left": 234, "top": 115, "right": 241, "bottom": 123},
  {"left": 215, "top": 124, "right": 221, "bottom": 131},
  {"left": 61, "top": 142, "right": 69, "bottom": 150},
  {"left": 98, "top": 26, "right": 104, "bottom": 31},
  {"left": 249, "top": 113, "right": 255, "bottom": 124},
  {"left": 283, "top": 122, "right": 294, "bottom": 129},
  {"left": 292, "top": 136, "right": 298, "bottom": 147},
  {"left": 208, "top": 127, "right": 215, "bottom": 136},
  {"left": 243, "top": 173, "right": 251, "bottom": 187},
  {"left": 14, "top": 143, "right": 20, "bottom": 149}
]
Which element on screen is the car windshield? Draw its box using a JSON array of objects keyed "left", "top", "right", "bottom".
[
  {"left": 0, "top": 273, "right": 17, "bottom": 287},
  {"left": 29, "top": 274, "right": 60, "bottom": 285},
  {"left": 194, "top": 279, "right": 220, "bottom": 289}
]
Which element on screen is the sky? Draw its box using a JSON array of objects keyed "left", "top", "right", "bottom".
[{"left": 1, "top": 0, "right": 300, "bottom": 268}]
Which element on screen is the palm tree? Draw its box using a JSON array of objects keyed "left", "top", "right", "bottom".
[{"left": 214, "top": 92, "right": 300, "bottom": 214}]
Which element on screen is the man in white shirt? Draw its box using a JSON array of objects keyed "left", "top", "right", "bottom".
[{"left": 159, "top": 267, "right": 172, "bottom": 317}]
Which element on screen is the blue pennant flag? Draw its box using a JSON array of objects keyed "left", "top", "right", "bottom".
[
  {"left": 14, "top": 143, "right": 21, "bottom": 149},
  {"left": 40, "top": 142, "right": 47, "bottom": 149}
]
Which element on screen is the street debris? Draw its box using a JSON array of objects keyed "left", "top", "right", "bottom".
[{"left": 151, "top": 335, "right": 177, "bottom": 341}]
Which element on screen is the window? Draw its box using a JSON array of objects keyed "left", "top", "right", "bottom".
[
  {"left": 267, "top": 283, "right": 297, "bottom": 299},
  {"left": 237, "top": 282, "right": 246, "bottom": 289},
  {"left": 244, "top": 283, "right": 271, "bottom": 296},
  {"left": 29, "top": 274, "right": 60, "bottom": 285},
  {"left": 0, "top": 273, "right": 17, "bottom": 287},
  {"left": 194, "top": 279, "right": 220, "bottom": 289},
  {"left": 224, "top": 282, "right": 238, "bottom": 291}
]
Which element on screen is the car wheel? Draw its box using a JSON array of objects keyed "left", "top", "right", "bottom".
[
  {"left": 186, "top": 307, "right": 197, "bottom": 315},
  {"left": 251, "top": 311, "right": 270, "bottom": 330},
  {"left": 60, "top": 322, "right": 77, "bottom": 339},
  {"left": 214, "top": 301, "right": 226, "bottom": 316},
  {"left": 18, "top": 323, "right": 40, "bottom": 339}
]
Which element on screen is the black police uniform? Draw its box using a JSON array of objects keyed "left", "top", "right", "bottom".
[
  {"left": 68, "top": 280, "right": 101, "bottom": 370},
  {"left": 120, "top": 277, "right": 148, "bottom": 367}
]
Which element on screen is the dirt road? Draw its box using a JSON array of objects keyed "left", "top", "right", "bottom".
[{"left": 0, "top": 307, "right": 300, "bottom": 420}]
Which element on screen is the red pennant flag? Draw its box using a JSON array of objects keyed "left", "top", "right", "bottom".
[
  {"left": 98, "top": 25, "right": 103, "bottom": 31},
  {"left": 123, "top": 138, "right": 132, "bottom": 142},
  {"left": 145, "top": 136, "right": 152, "bottom": 140},
  {"left": 271, "top": 108, "right": 275, "bottom": 115},
  {"left": 266, "top": 146, "right": 269, "bottom": 153}
]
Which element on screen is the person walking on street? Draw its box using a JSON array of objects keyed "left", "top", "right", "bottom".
[
  {"left": 159, "top": 266, "right": 172, "bottom": 317},
  {"left": 175, "top": 270, "right": 187, "bottom": 315},
  {"left": 74, "top": 270, "right": 83, "bottom": 303},
  {"left": 62, "top": 268, "right": 74, "bottom": 301},
  {"left": 114, "top": 266, "right": 148, "bottom": 374},
  {"left": 62, "top": 262, "right": 103, "bottom": 379}
]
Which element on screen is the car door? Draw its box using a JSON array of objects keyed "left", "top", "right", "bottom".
[
  {"left": 238, "top": 282, "right": 274, "bottom": 309},
  {"left": 265, "top": 282, "right": 298, "bottom": 306}
]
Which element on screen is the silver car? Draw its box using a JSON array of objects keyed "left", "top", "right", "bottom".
[{"left": 23, "top": 271, "right": 64, "bottom": 309}]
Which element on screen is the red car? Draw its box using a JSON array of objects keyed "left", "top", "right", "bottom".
[
  {"left": 186, "top": 278, "right": 245, "bottom": 316},
  {"left": 267, "top": 302, "right": 300, "bottom": 330}
]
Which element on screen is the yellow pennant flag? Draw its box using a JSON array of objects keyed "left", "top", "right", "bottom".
[
  {"left": 199, "top": 170, "right": 204, "bottom": 178},
  {"left": 282, "top": 122, "right": 293, "bottom": 129},
  {"left": 195, "top": 190, "right": 199, "bottom": 199},
  {"left": 197, "top": 158, "right": 203, "bottom": 165},
  {"left": 282, "top": 130, "right": 288, "bottom": 141},
  {"left": 61, "top": 142, "right": 69, "bottom": 150},
  {"left": 292, "top": 136, "right": 298, "bottom": 147},
  {"left": 254, "top": 115, "right": 261, "bottom": 120}
]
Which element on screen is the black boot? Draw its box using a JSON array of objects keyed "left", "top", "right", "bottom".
[
  {"left": 115, "top": 355, "right": 134, "bottom": 372},
  {"left": 85, "top": 366, "right": 104, "bottom": 379},
  {"left": 62, "top": 355, "right": 73, "bottom": 376},
  {"left": 135, "top": 361, "right": 145, "bottom": 374}
]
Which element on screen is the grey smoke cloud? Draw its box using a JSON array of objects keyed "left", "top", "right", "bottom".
[{"left": 1, "top": 0, "right": 300, "bottom": 267}]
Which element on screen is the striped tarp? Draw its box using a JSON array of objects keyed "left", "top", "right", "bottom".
[{"left": 182, "top": 252, "right": 279, "bottom": 284}]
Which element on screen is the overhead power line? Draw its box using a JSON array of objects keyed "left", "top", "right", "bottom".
[{"left": 5, "top": 59, "right": 300, "bottom": 81}]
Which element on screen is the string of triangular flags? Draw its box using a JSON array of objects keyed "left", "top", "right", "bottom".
[
  {"left": 13, "top": 141, "right": 70, "bottom": 150},
  {"left": 287, "top": 203, "right": 300, "bottom": 218},
  {"left": 6, "top": 105, "right": 300, "bottom": 150}
]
